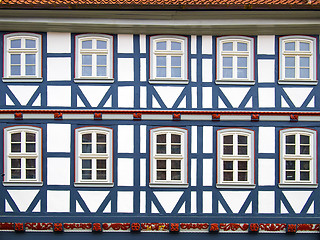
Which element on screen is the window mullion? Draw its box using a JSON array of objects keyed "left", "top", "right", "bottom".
[
  {"left": 21, "top": 157, "right": 26, "bottom": 180},
  {"left": 92, "top": 158, "right": 97, "bottom": 181}
]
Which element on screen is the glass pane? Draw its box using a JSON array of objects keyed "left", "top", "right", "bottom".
[
  {"left": 286, "top": 171, "right": 295, "bottom": 180},
  {"left": 285, "top": 57, "right": 295, "bottom": 67},
  {"left": 97, "top": 159, "right": 106, "bottom": 169},
  {"left": 11, "top": 143, "right": 21, "bottom": 153},
  {"left": 26, "top": 133, "right": 36, "bottom": 142},
  {"left": 82, "top": 159, "right": 92, "bottom": 169},
  {"left": 300, "top": 135, "right": 309, "bottom": 144},
  {"left": 223, "top": 57, "right": 232, "bottom": 67},
  {"left": 11, "top": 159, "right": 21, "bottom": 168},
  {"left": 171, "top": 41, "right": 181, "bottom": 50},
  {"left": 171, "top": 134, "right": 181, "bottom": 143},
  {"left": 26, "top": 39, "right": 36, "bottom": 48},
  {"left": 285, "top": 42, "right": 295, "bottom": 51},
  {"left": 157, "top": 160, "right": 166, "bottom": 169},
  {"left": 300, "top": 145, "right": 310, "bottom": 155},
  {"left": 223, "top": 172, "right": 233, "bottom": 181},
  {"left": 26, "top": 143, "right": 36, "bottom": 152},
  {"left": 82, "top": 40, "right": 92, "bottom": 49},
  {"left": 223, "top": 161, "right": 233, "bottom": 170},
  {"left": 237, "top": 57, "right": 247, "bottom": 67},
  {"left": 157, "top": 171, "right": 166, "bottom": 180},
  {"left": 238, "top": 135, "right": 247, "bottom": 144},
  {"left": 97, "top": 40, "right": 107, "bottom": 49},
  {"left": 26, "top": 54, "right": 35, "bottom": 64},
  {"left": 11, "top": 169, "right": 21, "bottom": 179},
  {"left": 156, "top": 41, "right": 166, "bottom": 50},
  {"left": 300, "top": 172, "right": 309, "bottom": 181},
  {"left": 11, "top": 133, "right": 21, "bottom": 142},
  {"left": 171, "top": 171, "right": 181, "bottom": 180},
  {"left": 300, "top": 42, "right": 310, "bottom": 51},
  {"left": 97, "top": 55, "right": 107, "bottom": 65},
  {"left": 300, "top": 161, "right": 309, "bottom": 170},
  {"left": 238, "top": 172, "right": 247, "bottom": 181},
  {"left": 238, "top": 146, "right": 247, "bottom": 155},
  {"left": 82, "top": 144, "right": 92, "bottom": 153},
  {"left": 97, "top": 170, "right": 106, "bottom": 180},
  {"left": 156, "top": 56, "right": 166, "bottom": 66},
  {"left": 237, "top": 42, "right": 247, "bottom": 51},
  {"left": 157, "top": 145, "right": 166, "bottom": 154},
  {"left": 171, "top": 67, "right": 181, "bottom": 78},
  {"left": 82, "top": 170, "right": 92, "bottom": 180},
  {"left": 11, "top": 39, "right": 21, "bottom": 48},
  {"left": 224, "top": 135, "right": 233, "bottom": 144},
  {"left": 97, "top": 144, "right": 106, "bottom": 153},
  {"left": 82, "top": 66, "right": 92, "bottom": 76},
  {"left": 285, "top": 68, "right": 295, "bottom": 78},
  {"left": 237, "top": 68, "right": 247, "bottom": 78},
  {"left": 26, "top": 170, "right": 36, "bottom": 179},
  {"left": 223, "top": 146, "right": 233, "bottom": 155},
  {"left": 222, "top": 42, "right": 233, "bottom": 51},
  {"left": 171, "top": 56, "right": 181, "bottom": 67},
  {"left": 97, "top": 134, "right": 106, "bottom": 143},
  {"left": 97, "top": 66, "right": 106, "bottom": 76},
  {"left": 82, "top": 55, "right": 92, "bottom": 65},
  {"left": 26, "top": 159, "right": 36, "bottom": 168},
  {"left": 82, "top": 133, "right": 92, "bottom": 142},
  {"left": 171, "top": 145, "right": 181, "bottom": 154},
  {"left": 171, "top": 160, "right": 181, "bottom": 169},
  {"left": 286, "top": 145, "right": 295, "bottom": 154},
  {"left": 300, "top": 68, "right": 309, "bottom": 78},
  {"left": 300, "top": 57, "right": 309, "bottom": 67},
  {"left": 157, "top": 134, "right": 166, "bottom": 143},
  {"left": 238, "top": 161, "right": 247, "bottom": 170},
  {"left": 26, "top": 66, "right": 35, "bottom": 76},
  {"left": 11, "top": 54, "right": 21, "bottom": 64},
  {"left": 157, "top": 67, "right": 166, "bottom": 77},
  {"left": 286, "top": 135, "right": 295, "bottom": 144},
  {"left": 11, "top": 66, "right": 21, "bottom": 76},
  {"left": 286, "top": 160, "right": 295, "bottom": 170},
  {"left": 223, "top": 68, "right": 232, "bottom": 78}
]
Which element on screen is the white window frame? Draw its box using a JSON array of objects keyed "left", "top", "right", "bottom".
[
  {"left": 279, "top": 36, "right": 317, "bottom": 85},
  {"left": 149, "top": 35, "right": 188, "bottom": 84},
  {"left": 216, "top": 36, "right": 254, "bottom": 85},
  {"left": 3, "top": 33, "right": 42, "bottom": 82},
  {"left": 75, "top": 126, "right": 113, "bottom": 187},
  {"left": 75, "top": 34, "right": 114, "bottom": 83},
  {"left": 150, "top": 127, "right": 188, "bottom": 188},
  {"left": 217, "top": 128, "right": 255, "bottom": 188},
  {"left": 279, "top": 128, "right": 317, "bottom": 188},
  {"left": 3, "top": 126, "right": 42, "bottom": 186}
]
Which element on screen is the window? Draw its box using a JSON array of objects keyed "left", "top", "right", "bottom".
[
  {"left": 75, "top": 34, "right": 113, "bottom": 82},
  {"left": 3, "top": 126, "right": 42, "bottom": 185},
  {"left": 216, "top": 36, "right": 254, "bottom": 84},
  {"left": 279, "top": 128, "right": 317, "bottom": 188},
  {"left": 3, "top": 33, "right": 42, "bottom": 82},
  {"left": 217, "top": 128, "right": 255, "bottom": 188},
  {"left": 75, "top": 127, "right": 113, "bottom": 187},
  {"left": 150, "top": 35, "right": 188, "bottom": 84},
  {"left": 150, "top": 127, "right": 188, "bottom": 187},
  {"left": 279, "top": 36, "right": 317, "bottom": 84}
]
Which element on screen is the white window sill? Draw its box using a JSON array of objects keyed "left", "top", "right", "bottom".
[
  {"left": 149, "top": 182, "right": 189, "bottom": 188},
  {"left": 215, "top": 79, "right": 255, "bottom": 85},
  {"left": 74, "top": 78, "right": 114, "bottom": 83},
  {"left": 149, "top": 78, "right": 189, "bottom": 84},
  {"left": 278, "top": 183, "right": 318, "bottom": 188},
  {"left": 3, "top": 181, "right": 43, "bottom": 186},
  {"left": 278, "top": 79, "right": 318, "bottom": 85},
  {"left": 2, "top": 77, "right": 43, "bottom": 83},
  {"left": 216, "top": 183, "right": 256, "bottom": 189},
  {"left": 74, "top": 182, "right": 114, "bottom": 187}
]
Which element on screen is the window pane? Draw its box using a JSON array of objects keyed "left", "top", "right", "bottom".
[
  {"left": 26, "top": 66, "right": 36, "bottom": 76},
  {"left": 26, "top": 54, "right": 35, "bottom": 64},
  {"left": 157, "top": 145, "right": 166, "bottom": 154},
  {"left": 223, "top": 161, "right": 233, "bottom": 170},
  {"left": 223, "top": 68, "right": 232, "bottom": 78},
  {"left": 223, "top": 172, "right": 233, "bottom": 181},
  {"left": 157, "top": 134, "right": 166, "bottom": 143},
  {"left": 286, "top": 135, "right": 295, "bottom": 144},
  {"left": 286, "top": 145, "right": 295, "bottom": 154},
  {"left": 223, "top": 146, "right": 233, "bottom": 155},
  {"left": 157, "top": 171, "right": 166, "bottom": 180},
  {"left": 300, "top": 135, "right": 309, "bottom": 144},
  {"left": 157, "top": 68, "right": 166, "bottom": 77},
  {"left": 11, "top": 159, "right": 21, "bottom": 168},
  {"left": 224, "top": 135, "right": 233, "bottom": 144},
  {"left": 26, "top": 143, "right": 36, "bottom": 152},
  {"left": 237, "top": 57, "right": 247, "bottom": 67},
  {"left": 222, "top": 42, "right": 233, "bottom": 51},
  {"left": 82, "top": 134, "right": 92, "bottom": 142},
  {"left": 11, "top": 66, "right": 21, "bottom": 76},
  {"left": 26, "top": 170, "right": 36, "bottom": 179},
  {"left": 97, "top": 144, "right": 106, "bottom": 153},
  {"left": 11, "top": 39, "right": 21, "bottom": 48},
  {"left": 82, "top": 170, "right": 92, "bottom": 180},
  {"left": 238, "top": 135, "right": 247, "bottom": 144},
  {"left": 300, "top": 57, "right": 310, "bottom": 67},
  {"left": 171, "top": 171, "right": 181, "bottom": 180},
  {"left": 238, "top": 146, "right": 247, "bottom": 155},
  {"left": 237, "top": 42, "right": 247, "bottom": 51},
  {"left": 26, "top": 39, "right": 36, "bottom": 48},
  {"left": 82, "top": 66, "right": 92, "bottom": 76},
  {"left": 157, "top": 160, "right": 166, "bottom": 169},
  {"left": 300, "top": 68, "right": 309, "bottom": 78},
  {"left": 171, "top": 42, "right": 181, "bottom": 50},
  {"left": 82, "top": 55, "right": 92, "bottom": 65},
  {"left": 171, "top": 134, "right": 181, "bottom": 143},
  {"left": 300, "top": 172, "right": 309, "bottom": 181},
  {"left": 286, "top": 171, "right": 295, "bottom": 180},
  {"left": 300, "top": 145, "right": 310, "bottom": 155},
  {"left": 82, "top": 40, "right": 92, "bottom": 49},
  {"left": 285, "top": 42, "right": 295, "bottom": 51},
  {"left": 97, "top": 159, "right": 106, "bottom": 169},
  {"left": 171, "top": 160, "right": 181, "bottom": 169},
  {"left": 82, "top": 159, "right": 92, "bottom": 169},
  {"left": 237, "top": 68, "right": 247, "bottom": 78},
  {"left": 238, "top": 172, "right": 247, "bottom": 181},
  {"left": 97, "top": 55, "right": 107, "bottom": 65},
  {"left": 11, "top": 143, "right": 21, "bottom": 153},
  {"left": 97, "top": 170, "right": 106, "bottom": 180},
  {"left": 82, "top": 144, "right": 92, "bottom": 153},
  {"left": 156, "top": 41, "right": 166, "bottom": 50},
  {"left": 171, "top": 56, "right": 181, "bottom": 67},
  {"left": 171, "top": 145, "right": 181, "bottom": 154},
  {"left": 11, "top": 54, "right": 21, "bottom": 64},
  {"left": 97, "top": 66, "right": 107, "bottom": 76},
  {"left": 26, "top": 133, "right": 36, "bottom": 142},
  {"left": 238, "top": 161, "right": 247, "bottom": 170},
  {"left": 223, "top": 57, "right": 232, "bottom": 67},
  {"left": 171, "top": 67, "right": 181, "bottom": 78},
  {"left": 97, "top": 134, "right": 106, "bottom": 142},
  {"left": 11, "top": 133, "right": 21, "bottom": 142},
  {"left": 97, "top": 40, "right": 107, "bottom": 49},
  {"left": 156, "top": 56, "right": 166, "bottom": 66},
  {"left": 300, "top": 42, "right": 310, "bottom": 51},
  {"left": 285, "top": 68, "right": 295, "bottom": 78},
  {"left": 285, "top": 57, "right": 295, "bottom": 67},
  {"left": 11, "top": 169, "right": 21, "bottom": 179},
  {"left": 300, "top": 161, "right": 309, "bottom": 170},
  {"left": 26, "top": 159, "right": 36, "bottom": 168},
  {"left": 286, "top": 160, "right": 295, "bottom": 170}
]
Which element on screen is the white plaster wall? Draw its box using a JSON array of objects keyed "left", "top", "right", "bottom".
[
  {"left": 257, "top": 35, "right": 275, "bottom": 55},
  {"left": 140, "top": 34, "right": 146, "bottom": 53},
  {"left": 258, "top": 60, "right": 275, "bottom": 83},
  {"left": 140, "top": 191, "right": 146, "bottom": 213},
  {"left": 47, "top": 158, "right": 70, "bottom": 185},
  {"left": 191, "top": 191, "right": 197, "bottom": 213},
  {"left": 202, "top": 87, "right": 212, "bottom": 108},
  {"left": 191, "top": 126, "right": 197, "bottom": 153},
  {"left": 259, "top": 127, "right": 275, "bottom": 153},
  {"left": 117, "top": 191, "right": 134, "bottom": 213},
  {"left": 118, "top": 125, "right": 134, "bottom": 153},
  {"left": 47, "top": 191, "right": 70, "bottom": 212},
  {"left": 203, "top": 126, "right": 213, "bottom": 153},
  {"left": 47, "top": 124, "right": 71, "bottom": 152},
  {"left": 47, "top": 32, "right": 71, "bottom": 53},
  {"left": 140, "top": 125, "right": 146, "bottom": 153},
  {"left": 191, "top": 35, "right": 197, "bottom": 54},
  {"left": 118, "top": 34, "right": 133, "bottom": 53},
  {"left": 8, "top": 85, "right": 38, "bottom": 106},
  {"left": 140, "top": 86, "right": 147, "bottom": 108},
  {"left": 47, "top": 58, "right": 71, "bottom": 81},
  {"left": 192, "top": 87, "right": 197, "bottom": 108},
  {"left": 259, "top": 88, "right": 275, "bottom": 108},
  {"left": 203, "top": 158, "right": 213, "bottom": 186},
  {"left": 47, "top": 86, "right": 71, "bottom": 107},
  {"left": 203, "top": 191, "right": 212, "bottom": 213},
  {"left": 258, "top": 159, "right": 275, "bottom": 186},
  {"left": 202, "top": 36, "right": 212, "bottom": 54},
  {"left": 258, "top": 191, "right": 275, "bottom": 213},
  {"left": 118, "top": 158, "right": 134, "bottom": 186},
  {"left": 140, "top": 58, "right": 146, "bottom": 82},
  {"left": 118, "top": 58, "right": 134, "bottom": 81},
  {"left": 140, "top": 158, "right": 146, "bottom": 186},
  {"left": 118, "top": 86, "right": 134, "bottom": 108},
  {"left": 202, "top": 59, "right": 212, "bottom": 82},
  {"left": 191, "top": 58, "right": 197, "bottom": 82}
]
